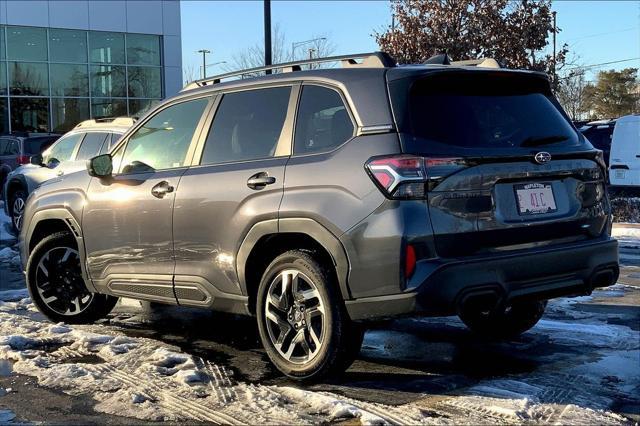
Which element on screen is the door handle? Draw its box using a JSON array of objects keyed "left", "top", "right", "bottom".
[
  {"left": 151, "top": 181, "right": 174, "bottom": 198},
  {"left": 247, "top": 172, "right": 276, "bottom": 190}
]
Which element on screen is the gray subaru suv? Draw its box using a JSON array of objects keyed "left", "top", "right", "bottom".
[{"left": 19, "top": 52, "right": 618, "bottom": 381}]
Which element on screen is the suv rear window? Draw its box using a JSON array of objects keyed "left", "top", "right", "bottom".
[
  {"left": 23, "top": 137, "right": 57, "bottom": 155},
  {"left": 398, "top": 72, "right": 580, "bottom": 152}
]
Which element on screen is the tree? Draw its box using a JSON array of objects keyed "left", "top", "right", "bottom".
[
  {"left": 375, "top": 0, "right": 568, "bottom": 77},
  {"left": 583, "top": 68, "right": 639, "bottom": 119},
  {"left": 225, "top": 24, "right": 336, "bottom": 72},
  {"left": 556, "top": 70, "right": 589, "bottom": 120}
]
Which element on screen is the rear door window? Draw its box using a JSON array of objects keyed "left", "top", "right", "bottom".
[
  {"left": 0, "top": 138, "right": 18, "bottom": 155},
  {"left": 76, "top": 132, "right": 108, "bottom": 160},
  {"left": 398, "top": 73, "right": 580, "bottom": 153},
  {"left": 200, "top": 86, "right": 291, "bottom": 165},
  {"left": 23, "top": 137, "right": 56, "bottom": 155},
  {"left": 294, "top": 85, "right": 354, "bottom": 155}
]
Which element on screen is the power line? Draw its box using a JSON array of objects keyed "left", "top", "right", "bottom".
[
  {"left": 565, "top": 57, "right": 640, "bottom": 72},
  {"left": 564, "top": 27, "right": 637, "bottom": 44}
]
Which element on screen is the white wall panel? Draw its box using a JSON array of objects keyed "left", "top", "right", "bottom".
[
  {"left": 88, "top": 0, "right": 126, "bottom": 32},
  {"left": 6, "top": 0, "right": 48, "bottom": 27},
  {"left": 162, "top": 0, "right": 180, "bottom": 36},
  {"left": 49, "top": 0, "right": 89, "bottom": 30},
  {"left": 126, "top": 0, "right": 163, "bottom": 34},
  {"left": 163, "top": 34, "right": 181, "bottom": 67},
  {"left": 164, "top": 65, "right": 182, "bottom": 96}
]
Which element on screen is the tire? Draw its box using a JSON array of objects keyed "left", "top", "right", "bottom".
[
  {"left": 256, "top": 250, "right": 362, "bottom": 381},
  {"left": 27, "top": 231, "right": 118, "bottom": 324},
  {"left": 9, "top": 189, "right": 27, "bottom": 233},
  {"left": 459, "top": 300, "right": 547, "bottom": 339}
]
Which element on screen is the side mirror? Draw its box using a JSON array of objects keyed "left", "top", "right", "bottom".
[
  {"left": 30, "top": 154, "right": 43, "bottom": 166},
  {"left": 87, "top": 154, "right": 113, "bottom": 178}
]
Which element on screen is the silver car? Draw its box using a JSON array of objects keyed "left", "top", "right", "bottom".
[{"left": 3, "top": 117, "right": 135, "bottom": 232}]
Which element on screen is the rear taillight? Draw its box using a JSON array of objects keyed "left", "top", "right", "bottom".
[
  {"left": 365, "top": 155, "right": 466, "bottom": 198},
  {"left": 16, "top": 155, "right": 30, "bottom": 165}
]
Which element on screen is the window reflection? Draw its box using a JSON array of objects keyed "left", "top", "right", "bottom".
[
  {"left": 126, "top": 34, "right": 161, "bottom": 66},
  {"left": 91, "top": 65, "right": 126, "bottom": 97},
  {"left": 0, "top": 99, "right": 8, "bottom": 134},
  {"left": 51, "top": 64, "right": 89, "bottom": 97},
  {"left": 9, "top": 62, "right": 49, "bottom": 96},
  {"left": 10, "top": 97, "right": 49, "bottom": 132},
  {"left": 52, "top": 98, "right": 90, "bottom": 133},
  {"left": 129, "top": 99, "right": 160, "bottom": 117},
  {"left": 50, "top": 29, "right": 88, "bottom": 63},
  {"left": 0, "top": 62, "right": 6, "bottom": 96},
  {"left": 89, "top": 32, "right": 125, "bottom": 64},
  {"left": 6, "top": 26, "right": 47, "bottom": 61},
  {"left": 91, "top": 98, "right": 127, "bottom": 118},
  {"left": 128, "top": 66, "right": 162, "bottom": 98}
]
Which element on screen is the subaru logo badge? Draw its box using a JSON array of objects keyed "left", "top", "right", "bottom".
[{"left": 534, "top": 152, "right": 551, "bottom": 164}]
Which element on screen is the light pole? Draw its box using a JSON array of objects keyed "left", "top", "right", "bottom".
[
  {"left": 264, "top": 0, "right": 272, "bottom": 73},
  {"left": 291, "top": 37, "right": 326, "bottom": 61},
  {"left": 197, "top": 49, "right": 211, "bottom": 79},
  {"left": 200, "top": 61, "right": 227, "bottom": 77}
]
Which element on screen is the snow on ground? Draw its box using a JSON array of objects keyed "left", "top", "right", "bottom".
[
  {"left": 0, "top": 288, "right": 635, "bottom": 424},
  {"left": 0, "top": 201, "right": 14, "bottom": 242}
]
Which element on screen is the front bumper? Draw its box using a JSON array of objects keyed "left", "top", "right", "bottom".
[{"left": 345, "top": 237, "right": 619, "bottom": 321}]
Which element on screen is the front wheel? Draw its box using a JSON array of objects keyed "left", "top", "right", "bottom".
[
  {"left": 459, "top": 300, "right": 547, "bottom": 339},
  {"left": 256, "top": 250, "right": 362, "bottom": 381},
  {"left": 27, "top": 231, "right": 118, "bottom": 324},
  {"left": 9, "top": 189, "right": 27, "bottom": 233}
]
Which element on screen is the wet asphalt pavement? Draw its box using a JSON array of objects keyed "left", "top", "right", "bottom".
[{"left": 0, "top": 220, "right": 639, "bottom": 424}]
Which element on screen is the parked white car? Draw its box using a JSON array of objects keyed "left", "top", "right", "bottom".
[{"left": 608, "top": 114, "right": 640, "bottom": 187}]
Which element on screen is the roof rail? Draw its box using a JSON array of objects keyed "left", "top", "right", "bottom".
[
  {"left": 74, "top": 117, "right": 136, "bottom": 129},
  {"left": 182, "top": 51, "right": 396, "bottom": 91}
]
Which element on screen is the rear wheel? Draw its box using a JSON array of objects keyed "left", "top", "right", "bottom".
[
  {"left": 459, "top": 300, "right": 547, "bottom": 339},
  {"left": 9, "top": 189, "right": 27, "bottom": 233},
  {"left": 27, "top": 231, "right": 118, "bottom": 324},
  {"left": 256, "top": 250, "right": 362, "bottom": 381}
]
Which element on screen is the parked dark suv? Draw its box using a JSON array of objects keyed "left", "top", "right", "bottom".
[
  {"left": 0, "top": 133, "right": 59, "bottom": 194},
  {"left": 20, "top": 52, "right": 618, "bottom": 381}
]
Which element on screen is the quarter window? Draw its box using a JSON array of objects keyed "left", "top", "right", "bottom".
[
  {"left": 294, "top": 86, "right": 354, "bottom": 155},
  {"left": 0, "top": 139, "right": 18, "bottom": 155},
  {"left": 200, "top": 87, "right": 291, "bottom": 165},
  {"left": 120, "top": 98, "right": 209, "bottom": 173}
]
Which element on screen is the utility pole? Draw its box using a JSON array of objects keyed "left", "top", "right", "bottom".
[
  {"left": 264, "top": 0, "right": 272, "bottom": 74},
  {"left": 197, "top": 49, "right": 210, "bottom": 79},
  {"left": 552, "top": 11, "right": 557, "bottom": 86}
]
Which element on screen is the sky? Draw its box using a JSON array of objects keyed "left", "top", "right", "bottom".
[{"left": 180, "top": 0, "right": 640, "bottom": 83}]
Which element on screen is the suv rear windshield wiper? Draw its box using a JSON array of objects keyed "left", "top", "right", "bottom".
[{"left": 521, "top": 135, "right": 569, "bottom": 147}]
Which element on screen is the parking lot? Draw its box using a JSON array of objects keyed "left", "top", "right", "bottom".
[{"left": 0, "top": 206, "right": 638, "bottom": 424}]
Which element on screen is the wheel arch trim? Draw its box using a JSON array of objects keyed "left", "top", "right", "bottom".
[
  {"left": 236, "top": 218, "right": 351, "bottom": 301},
  {"left": 24, "top": 208, "right": 96, "bottom": 293}
]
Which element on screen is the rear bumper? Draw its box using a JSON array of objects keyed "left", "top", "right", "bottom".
[{"left": 345, "top": 237, "right": 619, "bottom": 321}]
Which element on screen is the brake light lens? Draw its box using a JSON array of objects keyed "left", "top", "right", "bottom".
[
  {"left": 366, "top": 155, "right": 466, "bottom": 198},
  {"left": 16, "top": 155, "right": 30, "bottom": 165}
]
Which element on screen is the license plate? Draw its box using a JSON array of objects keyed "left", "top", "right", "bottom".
[
  {"left": 515, "top": 183, "right": 557, "bottom": 215},
  {"left": 615, "top": 169, "right": 626, "bottom": 180}
]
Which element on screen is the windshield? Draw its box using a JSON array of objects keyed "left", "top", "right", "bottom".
[{"left": 400, "top": 72, "right": 580, "bottom": 152}]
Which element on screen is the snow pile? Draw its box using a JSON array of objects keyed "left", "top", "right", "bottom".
[
  {"left": 0, "top": 246, "right": 20, "bottom": 266},
  {"left": 0, "top": 202, "right": 15, "bottom": 242}
]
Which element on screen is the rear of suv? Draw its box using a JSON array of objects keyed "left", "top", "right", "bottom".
[
  {"left": 0, "top": 133, "right": 59, "bottom": 193},
  {"left": 20, "top": 52, "right": 618, "bottom": 381},
  {"left": 3, "top": 117, "right": 134, "bottom": 232}
]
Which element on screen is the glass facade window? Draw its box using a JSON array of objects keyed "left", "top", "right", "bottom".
[
  {"left": 128, "top": 66, "right": 162, "bottom": 98},
  {"left": 0, "top": 63, "right": 6, "bottom": 96},
  {"left": 51, "top": 64, "right": 89, "bottom": 97},
  {"left": 91, "top": 65, "right": 126, "bottom": 98},
  {"left": 0, "top": 99, "right": 8, "bottom": 134},
  {"left": 89, "top": 32, "right": 125, "bottom": 64},
  {"left": 91, "top": 98, "right": 127, "bottom": 119},
  {"left": 51, "top": 98, "right": 90, "bottom": 133},
  {"left": 9, "top": 62, "right": 49, "bottom": 96},
  {"left": 10, "top": 97, "right": 49, "bottom": 132},
  {"left": 0, "top": 25, "right": 163, "bottom": 134},
  {"left": 6, "top": 26, "right": 47, "bottom": 61},
  {"left": 129, "top": 98, "right": 160, "bottom": 117},
  {"left": 49, "top": 29, "right": 88, "bottom": 63},
  {"left": 126, "top": 34, "right": 161, "bottom": 66}
]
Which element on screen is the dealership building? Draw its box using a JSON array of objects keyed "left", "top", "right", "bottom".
[{"left": 0, "top": 0, "right": 182, "bottom": 134}]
